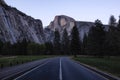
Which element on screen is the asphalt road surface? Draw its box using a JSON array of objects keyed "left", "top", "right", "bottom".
[
  {"left": 14, "top": 57, "right": 107, "bottom": 80},
  {"left": 0, "top": 58, "right": 51, "bottom": 80}
]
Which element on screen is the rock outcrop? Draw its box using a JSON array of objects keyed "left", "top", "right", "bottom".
[
  {"left": 45, "top": 15, "right": 75, "bottom": 42},
  {"left": 0, "top": 0, "right": 45, "bottom": 44},
  {"left": 47, "top": 15, "right": 75, "bottom": 35},
  {"left": 76, "top": 21, "right": 95, "bottom": 39},
  {"left": 45, "top": 15, "right": 109, "bottom": 42},
  {"left": 45, "top": 15, "right": 93, "bottom": 42}
]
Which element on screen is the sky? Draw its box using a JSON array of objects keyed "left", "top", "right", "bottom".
[{"left": 4, "top": 0, "right": 120, "bottom": 27}]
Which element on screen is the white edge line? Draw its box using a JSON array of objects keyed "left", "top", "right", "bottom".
[
  {"left": 59, "top": 58, "right": 62, "bottom": 80},
  {"left": 14, "top": 61, "right": 50, "bottom": 80}
]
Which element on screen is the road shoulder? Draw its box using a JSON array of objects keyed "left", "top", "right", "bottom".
[{"left": 71, "top": 58, "right": 120, "bottom": 80}]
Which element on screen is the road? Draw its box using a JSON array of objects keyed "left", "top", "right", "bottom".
[
  {"left": 14, "top": 57, "right": 107, "bottom": 80},
  {"left": 0, "top": 58, "right": 50, "bottom": 80}
]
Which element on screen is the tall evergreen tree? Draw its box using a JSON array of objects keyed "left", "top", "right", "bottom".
[
  {"left": 2, "top": 42, "right": 11, "bottom": 55},
  {"left": 70, "top": 25, "right": 81, "bottom": 57},
  {"left": 117, "top": 16, "right": 120, "bottom": 29},
  {"left": 54, "top": 30, "right": 61, "bottom": 54},
  {"left": 95, "top": 20, "right": 106, "bottom": 56},
  {"left": 61, "top": 29, "right": 70, "bottom": 55},
  {"left": 82, "top": 33, "right": 87, "bottom": 55},
  {"left": 87, "top": 19, "right": 105, "bottom": 56},
  {"left": 109, "top": 15, "right": 116, "bottom": 27},
  {"left": 45, "top": 42, "right": 54, "bottom": 55},
  {"left": 19, "top": 38, "right": 28, "bottom": 55},
  {"left": 105, "top": 15, "right": 118, "bottom": 55},
  {"left": 116, "top": 16, "right": 120, "bottom": 55},
  {"left": 0, "top": 40, "right": 3, "bottom": 55}
]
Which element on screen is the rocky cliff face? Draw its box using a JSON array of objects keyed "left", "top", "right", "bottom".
[
  {"left": 45, "top": 15, "right": 94, "bottom": 42},
  {"left": 76, "top": 21, "right": 95, "bottom": 39},
  {"left": 0, "top": 0, "right": 45, "bottom": 44},
  {"left": 45, "top": 15, "right": 109, "bottom": 42},
  {"left": 47, "top": 15, "right": 75, "bottom": 35},
  {"left": 45, "top": 15, "right": 75, "bottom": 42}
]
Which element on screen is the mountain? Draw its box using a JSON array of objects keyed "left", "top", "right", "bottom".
[
  {"left": 45, "top": 15, "right": 109, "bottom": 42},
  {"left": 45, "top": 15, "right": 88, "bottom": 42},
  {"left": 0, "top": 0, "right": 45, "bottom": 44},
  {"left": 0, "top": 0, "right": 109, "bottom": 44},
  {"left": 47, "top": 15, "right": 75, "bottom": 35},
  {"left": 44, "top": 15, "right": 75, "bottom": 42}
]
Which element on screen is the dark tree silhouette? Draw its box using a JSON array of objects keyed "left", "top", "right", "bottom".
[
  {"left": 105, "top": 15, "right": 118, "bottom": 55},
  {"left": 115, "top": 16, "right": 120, "bottom": 55},
  {"left": 2, "top": 42, "right": 11, "bottom": 55},
  {"left": 45, "top": 42, "right": 54, "bottom": 55},
  {"left": 20, "top": 38, "right": 28, "bottom": 55},
  {"left": 117, "top": 16, "right": 120, "bottom": 29},
  {"left": 0, "top": 40, "right": 3, "bottom": 55},
  {"left": 61, "top": 29, "right": 70, "bottom": 55},
  {"left": 87, "top": 19, "right": 105, "bottom": 56},
  {"left": 53, "top": 30, "right": 61, "bottom": 54},
  {"left": 70, "top": 24, "right": 81, "bottom": 57},
  {"left": 109, "top": 15, "right": 116, "bottom": 27},
  {"left": 82, "top": 33, "right": 87, "bottom": 55}
]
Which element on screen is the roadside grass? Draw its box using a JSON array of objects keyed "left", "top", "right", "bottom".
[
  {"left": 0, "top": 55, "right": 53, "bottom": 69},
  {"left": 73, "top": 56, "right": 120, "bottom": 77}
]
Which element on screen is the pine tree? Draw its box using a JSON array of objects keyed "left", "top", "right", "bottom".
[
  {"left": 2, "top": 42, "right": 11, "bottom": 55},
  {"left": 82, "top": 33, "right": 87, "bottom": 55},
  {"left": 95, "top": 20, "right": 106, "bottom": 56},
  {"left": 87, "top": 19, "right": 105, "bottom": 56},
  {"left": 117, "top": 16, "right": 120, "bottom": 29},
  {"left": 116, "top": 16, "right": 120, "bottom": 55},
  {"left": 109, "top": 15, "right": 116, "bottom": 27},
  {"left": 0, "top": 40, "right": 3, "bottom": 55},
  {"left": 19, "top": 38, "right": 28, "bottom": 55},
  {"left": 105, "top": 15, "right": 118, "bottom": 55},
  {"left": 61, "top": 29, "right": 69, "bottom": 55},
  {"left": 54, "top": 30, "right": 61, "bottom": 54},
  {"left": 70, "top": 25, "right": 81, "bottom": 57},
  {"left": 45, "top": 42, "right": 53, "bottom": 55},
  {"left": 87, "top": 26, "right": 98, "bottom": 55}
]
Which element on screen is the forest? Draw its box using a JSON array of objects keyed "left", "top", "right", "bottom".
[{"left": 0, "top": 15, "right": 120, "bottom": 56}]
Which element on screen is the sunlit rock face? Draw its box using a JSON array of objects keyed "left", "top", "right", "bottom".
[
  {"left": 47, "top": 15, "right": 75, "bottom": 35},
  {"left": 45, "top": 15, "right": 76, "bottom": 42},
  {"left": 60, "top": 18, "right": 67, "bottom": 27},
  {"left": 44, "top": 28, "right": 54, "bottom": 43},
  {"left": 0, "top": 0, "right": 45, "bottom": 44}
]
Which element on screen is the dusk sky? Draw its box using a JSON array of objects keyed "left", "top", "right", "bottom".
[{"left": 5, "top": 0, "right": 120, "bottom": 27}]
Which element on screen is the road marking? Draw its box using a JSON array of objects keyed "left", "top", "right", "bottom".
[
  {"left": 14, "top": 60, "right": 50, "bottom": 80},
  {"left": 59, "top": 58, "right": 62, "bottom": 80}
]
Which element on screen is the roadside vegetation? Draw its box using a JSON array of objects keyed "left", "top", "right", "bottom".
[
  {"left": 0, "top": 55, "right": 53, "bottom": 69},
  {"left": 73, "top": 56, "right": 120, "bottom": 77}
]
